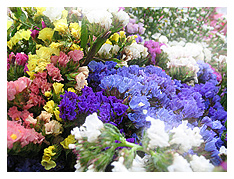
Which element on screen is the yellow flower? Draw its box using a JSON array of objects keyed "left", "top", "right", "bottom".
[
  {"left": 60, "top": 135, "right": 76, "bottom": 149},
  {"left": 54, "top": 107, "right": 62, "bottom": 122},
  {"left": 41, "top": 145, "right": 57, "bottom": 170},
  {"left": 49, "top": 42, "right": 61, "bottom": 49},
  {"left": 53, "top": 19, "right": 68, "bottom": 32},
  {"left": 38, "top": 28, "right": 54, "bottom": 42},
  {"left": 44, "top": 91, "right": 52, "bottom": 98},
  {"left": 36, "top": 46, "right": 53, "bottom": 60},
  {"left": 69, "top": 22, "right": 81, "bottom": 39},
  {"left": 105, "top": 39, "right": 112, "bottom": 45},
  {"left": 7, "top": 40, "right": 13, "bottom": 49},
  {"left": 62, "top": 10, "right": 68, "bottom": 19},
  {"left": 34, "top": 7, "right": 46, "bottom": 16},
  {"left": 34, "top": 60, "right": 50, "bottom": 73},
  {"left": 53, "top": 82, "right": 64, "bottom": 94},
  {"left": 67, "top": 87, "right": 76, "bottom": 93},
  {"left": 27, "top": 71, "right": 36, "bottom": 80},
  {"left": 70, "top": 44, "right": 83, "bottom": 51},
  {"left": 110, "top": 33, "right": 120, "bottom": 43},
  {"left": 119, "top": 31, "right": 126, "bottom": 38},
  {"left": 20, "top": 29, "right": 32, "bottom": 40},
  {"left": 43, "top": 100, "right": 55, "bottom": 114},
  {"left": 7, "top": 20, "right": 13, "bottom": 30}
]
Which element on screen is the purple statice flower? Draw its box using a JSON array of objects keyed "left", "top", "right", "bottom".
[
  {"left": 15, "top": 52, "right": 28, "bottom": 66},
  {"left": 126, "top": 18, "right": 145, "bottom": 35},
  {"left": 59, "top": 91, "right": 79, "bottom": 121},
  {"left": 144, "top": 40, "right": 165, "bottom": 65},
  {"left": 135, "top": 34, "right": 143, "bottom": 43},
  {"left": 77, "top": 86, "right": 128, "bottom": 126},
  {"left": 196, "top": 60, "right": 218, "bottom": 85}
]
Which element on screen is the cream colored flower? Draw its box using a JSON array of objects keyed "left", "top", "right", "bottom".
[
  {"left": 37, "top": 111, "right": 52, "bottom": 123},
  {"left": 44, "top": 120, "right": 62, "bottom": 136}
]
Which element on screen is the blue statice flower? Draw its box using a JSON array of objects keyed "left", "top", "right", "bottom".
[
  {"left": 197, "top": 60, "right": 218, "bottom": 85},
  {"left": 59, "top": 91, "right": 79, "bottom": 121},
  {"left": 77, "top": 86, "right": 128, "bottom": 126}
]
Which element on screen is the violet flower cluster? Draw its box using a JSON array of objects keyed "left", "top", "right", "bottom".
[
  {"left": 77, "top": 86, "right": 128, "bottom": 126},
  {"left": 87, "top": 60, "right": 227, "bottom": 166}
]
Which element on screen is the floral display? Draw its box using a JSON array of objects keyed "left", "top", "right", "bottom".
[{"left": 7, "top": 7, "right": 227, "bottom": 172}]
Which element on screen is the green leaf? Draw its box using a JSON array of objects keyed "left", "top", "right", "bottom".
[{"left": 80, "top": 18, "right": 89, "bottom": 50}]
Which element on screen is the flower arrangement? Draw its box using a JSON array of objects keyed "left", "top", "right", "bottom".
[{"left": 7, "top": 7, "right": 227, "bottom": 172}]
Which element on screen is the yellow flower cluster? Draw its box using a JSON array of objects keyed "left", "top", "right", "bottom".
[
  {"left": 69, "top": 22, "right": 81, "bottom": 39},
  {"left": 7, "top": 29, "right": 32, "bottom": 49},
  {"left": 34, "top": 7, "right": 46, "bottom": 17},
  {"left": 53, "top": 82, "right": 64, "bottom": 94},
  {"left": 43, "top": 100, "right": 55, "bottom": 114},
  {"left": 60, "top": 134, "right": 76, "bottom": 149},
  {"left": 41, "top": 145, "right": 57, "bottom": 170},
  {"left": 38, "top": 28, "right": 54, "bottom": 42}
]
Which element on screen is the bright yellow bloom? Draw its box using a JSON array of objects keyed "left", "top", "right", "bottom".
[
  {"left": 70, "top": 44, "right": 83, "bottom": 51},
  {"left": 7, "top": 20, "right": 13, "bottom": 30},
  {"left": 21, "top": 30, "right": 32, "bottom": 40},
  {"left": 69, "top": 22, "right": 81, "bottom": 39},
  {"left": 105, "top": 39, "right": 112, "bottom": 45},
  {"left": 7, "top": 29, "right": 32, "bottom": 49},
  {"left": 36, "top": 46, "right": 53, "bottom": 60},
  {"left": 119, "top": 31, "right": 126, "bottom": 38},
  {"left": 62, "top": 10, "right": 68, "bottom": 19},
  {"left": 54, "top": 107, "right": 62, "bottom": 122},
  {"left": 60, "top": 135, "right": 76, "bottom": 149},
  {"left": 49, "top": 42, "right": 61, "bottom": 49},
  {"left": 34, "top": 60, "right": 50, "bottom": 73},
  {"left": 34, "top": 7, "right": 46, "bottom": 16},
  {"left": 7, "top": 40, "right": 13, "bottom": 49},
  {"left": 53, "top": 19, "right": 68, "bottom": 32},
  {"left": 53, "top": 82, "right": 64, "bottom": 94},
  {"left": 43, "top": 100, "right": 55, "bottom": 114},
  {"left": 38, "top": 28, "right": 54, "bottom": 42},
  {"left": 44, "top": 91, "right": 52, "bottom": 98},
  {"left": 67, "top": 87, "right": 76, "bottom": 93},
  {"left": 41, "top": 145, "right": 57, "bottom": 170},
  {"left": 110, "top": 33, "right": 120, "bottom": 43}
]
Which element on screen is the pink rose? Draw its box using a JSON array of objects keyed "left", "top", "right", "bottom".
[
  {"left": 68, "top": 50, "right": 84, "bottom": 62},
  {"left": 7, "top": 81, "right": 16, "bottom": 101}
]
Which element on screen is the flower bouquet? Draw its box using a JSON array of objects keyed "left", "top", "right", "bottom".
[{"left": 7, "top": 7, "right": 227, "bottom": 172}]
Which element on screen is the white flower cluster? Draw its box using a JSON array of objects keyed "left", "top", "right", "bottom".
[
  {"left": 82, "top": 8, "right": 113, "bottom": 31},
  {"left": 123, "top": 42, "right": 148, "bottom": 61},
  {"left": 43, "top": 7, "right": 64, "bottom": 22},
  {"left": 168, "top": 153, "right": 214, "bottom": 172},
  {"left": 111, "top": 155, "right": 146, "bottom": 172},
  {"left": 170, "top": 120, "right": 204, "bottom": 152},
  {"left": 146, "top": 118, "right": 203, "bottom": 152},
  {"left": 145, "top": 116, "right": 170, "bottom": 148},
  {"left": 81, "top": 8, "right": 130, "bottom": 31},
  {"left": 70, "top": 113, "right": 104, "bottom": 143},
  {"left": 97, "top": 43, "right": 120, "bottom": 59}
]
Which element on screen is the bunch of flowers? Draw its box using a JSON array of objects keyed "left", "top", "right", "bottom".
[{"left": 7, "top": 7, "right": 227, "bottom": 172}]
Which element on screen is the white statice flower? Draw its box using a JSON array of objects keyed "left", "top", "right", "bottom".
[
  {"left": 114, "top": 10, "right": 130, "bottom": 27},
  {"left": 124, "top": 42, "right": 148, "bottom": 60},
  {"left": 146, "top": 116, "right": 170, "bottom": 149},
  {"left": 219, "top": 146, "right": 227, "bottom": 155},
  {"left": 43, "top": 7, "right": 64, "bottom": 22},
  {"left": 190, "top": 155, "right": 214, "bottom": 172},
  {"left": 203, "top": 47, "right": 212, "bottom": 62},
  {"left": 83, "top": 113, "right": 104, "bottom": 143},
  {"left": 111, "top": 157, "right": 129, "bottom": 172},
  {"left": 169, "top": 120, "right": 204, "bottom": 153},
  {"left": 70, "top": 113, "right": 103, "bottom": 143},
  {"left": 98, "top": 43, "right": 113, "bottom": 59},
  {"left": 158, "top": 35, "right": 168, "bottom": 45},
  {"left": 74, "top": 160, "right": 86, "bottom": 172},
  {"left": 128, "top": 155, "right": 146, "bottom": 172},
  {"left": 167, "top": 153, "right": 192, "bottom": 172},
  {"left": 82, "top": 8, "right": 113, "bottom": 30}
]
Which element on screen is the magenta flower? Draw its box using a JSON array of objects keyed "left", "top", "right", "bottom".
[
  {"left": 15, "top": 53, "right": 28, "bottom": 66},
  {"left": 68, "top": 50, "right": 84, "bottom": 62}
]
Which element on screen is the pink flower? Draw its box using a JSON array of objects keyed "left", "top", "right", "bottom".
[
  {"left": 7, "top": 120, "right": 45, "bottom": 149},
  {"left": 15, "top": 53, "right": 28, "bottom": 66},
  {"left": 50, "top": 55, "right": 59, "bottom": 65},
  {"left": 46, "top": 63, "right": 64, "bottom": 82},
  {"left": 8, "top": 106, "right": 22, "bottom": 121},
  {"left": 58, "top": 51, "right": 70, "bottom": 67},
  {"left": 68, "top": 50, "right": 84, "bottom": 62},
  {"left": 14, "top": 77, "right": 31, "bottom": 94},
  {"left": 7, "top": 81, "right": 16, "bottom": 101}
]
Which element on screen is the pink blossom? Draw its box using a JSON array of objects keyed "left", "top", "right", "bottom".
[
  {"left": 8, "top": 106, "right": 22, "bottom": 121},
  {"left": 50, "top": 55, "right": 59, "bottom": 65},
  {"left": 46, "top": 63, "right": 64, "bottom": 82},
  {"left": 7, "top": 81, "right": 16, "bottom": 101},
  {"left": 14, "top": 77, "right": 31, "bottom": 94},
  {"left": 58, "top": 51, "right": 70, "bottom": 67},
  {"left": 7, "top": 120, "right": 45, "bottom": 149},
  {"left": 68, "top": 50, "right": 84, "bottom": 62}
]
